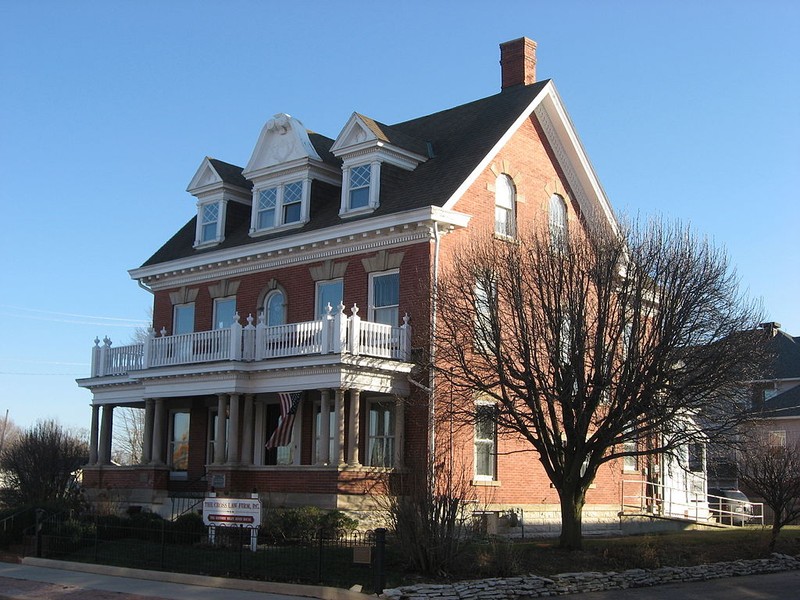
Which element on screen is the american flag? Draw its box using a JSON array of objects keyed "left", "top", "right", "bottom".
[{"left": 266, "top": 391, "right": 303, "bottom": 449}]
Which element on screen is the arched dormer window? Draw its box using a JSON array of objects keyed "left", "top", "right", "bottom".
[
  {"left": 549, "top": 193, "right": 567, "bottom": 250},
  {"left": 494, "top": 174, "right": 516, "bottom": 238}
]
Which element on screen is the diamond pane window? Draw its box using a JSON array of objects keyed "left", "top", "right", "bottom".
[
  {"left": 257, "top": 188, "right": 277, "bottom": 230},
  {"left": 201, "top": 203, "right": 219, "bottom": 242},
  {"left": 349, "top": 165, "right": 371, "bottom": 209},
  {"left": 283, "top": 181, "right": 303, "bottom": 223}
]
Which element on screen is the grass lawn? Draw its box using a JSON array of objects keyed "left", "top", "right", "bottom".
[{"left": 436, "top": 526, "right": 800, "bottom": 583}]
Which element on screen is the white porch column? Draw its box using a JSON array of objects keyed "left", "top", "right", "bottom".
[
  {"left": 215, "top": 394, "right": 228, "bottom": 465},
  {"left": 335, "top": 389, "right": 346, "bottom": 466},
  {"left": 318, "top": 389, "right": 331, "bottom": 465},
  {"left": 347, "top": 389, "right": 361, "bottom": 466},
  {"left": 394, "top": 397, "right": 405, "bottom": 468},
  {"left": 227, "top": 393, "right": 241, "bottom": 464},
  {"left": 241, "top": 394, "right": 255, "bottom": 465},
  {"left": 98, "top": 405, "right": 114, "bottom": 464},
  {"left": 142, "top": 398, "right": 154, "bottom": 465},
  {"left": 89, "top": 404, "right": 100, "bottom": 465},
  {"left": 151, "top": 398, "right": 165, "bottom": 465}
]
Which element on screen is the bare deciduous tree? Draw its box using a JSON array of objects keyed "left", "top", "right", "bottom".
[
  {"left": 436, "top": 218, "right": 767, "bottom": 549},
  {"left": 0, "top": 420, "right": 89, "bottom": 507},
  {"left": 739, "top": 438, "right": 800, "bottom": 551}
]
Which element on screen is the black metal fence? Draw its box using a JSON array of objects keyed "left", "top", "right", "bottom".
[{"left": 24, "top": 513, "right": 387, "bottom": 592}]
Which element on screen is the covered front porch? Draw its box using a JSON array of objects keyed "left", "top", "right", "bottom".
[{"left": 78, "top": 305, "right": 416, "bottom": 516}]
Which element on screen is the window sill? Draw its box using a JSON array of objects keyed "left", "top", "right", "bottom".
[
  {"left": 194, "top": 238, "right": 223, "bottom": 250},
  {"left": 249, "top": 221, "right": 307, "bottom": 238},
  {"left": 339, "top": 206, "right": 377, "bottom": 219},
  {"left": 472, "top": 478, "right": 500, "bottom": 487}
]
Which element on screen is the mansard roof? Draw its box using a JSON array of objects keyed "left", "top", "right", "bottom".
[{"left": 140, "top": 80, "right": 554, "bottom": 268}]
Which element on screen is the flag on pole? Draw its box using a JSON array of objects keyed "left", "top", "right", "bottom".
[{"left": 266, "top": 391, "right": 303, "bottom": 449}]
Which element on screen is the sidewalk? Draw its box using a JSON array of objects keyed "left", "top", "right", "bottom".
[{"left": 0, "top": 558, "right": 367, "bottom": 600}]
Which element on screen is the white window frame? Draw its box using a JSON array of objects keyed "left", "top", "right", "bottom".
[
  {"left": 549, "top": 193, "right": 568, "bottom": 251},
  {"left": 494, "top": 174, "right": 516, "bottom": 239},
  {"left": 206, "top": 408, "right": 229, "bottom": 465},
  {"left": 173, "top": 303, "right": 195, "bottom": 335},
  {"left": 474, "top": 402, "right": 497, "bottom": 481},
  {"left": 263, "top": 289, "right": 286, "bottom": 327},
  {"left": 194, "top": 200, "right": 225, "bottom": 248},
  {"left": 316, "top": 279, "right": 343, "bottom": 318},
  {"left": 768, "top": 430, "right": 787, "bottom": 447},
  {"left": 368, "top": 269, "right": 400, "bottom": 325},
  {"left": 169, "top": 410, "right": 191, "bottom": 476},
  {"left": 366, "top": 399, "right": 396, "bottom": 468},
  {"left": 340, "top": 161, "right": 381, "bottom": 217},
  {"left": 213, "top": 297, "right": 237, "bottom": 330},
  {"left": 250, "top": 177, "right": 310, "bottom": 235},
  {"left": 313, "top": 401, "right": 336, "bottom": 465}
]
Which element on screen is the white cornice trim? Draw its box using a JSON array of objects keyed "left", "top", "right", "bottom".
[{"left": 129, "top": 206, "right": 470, "bottom": 288}]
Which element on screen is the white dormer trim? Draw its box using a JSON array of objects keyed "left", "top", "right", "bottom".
[
  {"left": 243, "top": 113, "right": 341, "bottom": 237},
  {"left": 332, "top": 114, "right": 427, "bottom": 218},
  {"left": 243, "top": 113, "right": 322, "bottom": 180},
  {"left": 187, "top": 158, "right": 251, "bottom": 250},
  {"left": 331, "top": 113, "right": 428, "bottom": 170}
]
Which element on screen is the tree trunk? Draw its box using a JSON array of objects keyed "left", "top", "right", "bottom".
[
  {"left": 558, "top": 486, "right": 586, "bottom": 550},
  {"left": 769, "top": 521, "right": 781, "bottom": 552}
]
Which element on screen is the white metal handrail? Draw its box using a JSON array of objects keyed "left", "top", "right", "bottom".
[{"left": 621, "top": 478, "right": 764, "bottom": 526}]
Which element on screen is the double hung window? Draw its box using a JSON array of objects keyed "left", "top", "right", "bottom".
[
  {"left": 367, "top": 401, "right": 395, "bottom": 467},
  {"left": 213, "top": 298, "right": 236, "bottom": 330},
  {"left": 316, "top": 280, "right": 343, "bottom": 317},
  {"left": 349, "top": 165, "right": 371, "bottom": 210},
  {"left": 264, "top": 290, "right": 286, "bottom": 327},
  {"left": 200, "top": 202, "right": 220, "bottom": 243},
  {"left": 494, "top": 174, "right": 516, "bottom": 238},
  {"left": 169, "top": 411, "right": 190, "bottom": 473},
  {"left": 474, "top": 403, "right": 497, "bottom": 480},
  {"left": 173, "top": 304, "right": 195, "bottom": 335},
  {"left": 549, "top": 194, "right": 567, "bottom": 250},
  {"left": 370, "top": 271, "right": 399, "bottom": 325}
]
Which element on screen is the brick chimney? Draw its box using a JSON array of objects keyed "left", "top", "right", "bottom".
[{"left": 500, "top": 37, "right": 537, "bottom": 89}]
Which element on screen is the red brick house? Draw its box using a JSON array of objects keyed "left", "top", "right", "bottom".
[{"left": 78, "top": 38, "right": 669, "bottom": 528}]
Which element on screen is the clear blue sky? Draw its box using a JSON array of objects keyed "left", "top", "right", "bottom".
[{"left": 1, "top": 1, "right": 798, "bottom": 432}]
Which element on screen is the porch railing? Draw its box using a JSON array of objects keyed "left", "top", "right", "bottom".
[{"left": 90, "top": 303, "right": 412, "bottom": 377}]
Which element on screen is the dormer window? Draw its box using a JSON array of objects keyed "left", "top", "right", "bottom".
[
  {"left": 200, "top": 202, "right": 220, "bottom": 243},
  {"left": 250, "top": 179, "right": 309, "bottom": 234},
  {"left": 339, "top": 162, "right": 380, "bottom": 216},
  {"left": 349, "top": 165, "right": 371, "bottom": 209}
]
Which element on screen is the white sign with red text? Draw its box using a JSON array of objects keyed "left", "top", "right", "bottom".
[{"left": 202, "top": 497, "right": 262, "bottom": 528}]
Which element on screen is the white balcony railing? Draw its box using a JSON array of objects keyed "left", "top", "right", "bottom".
[{"left": 90, "top": 303, "right": 412, "bottom": 378}]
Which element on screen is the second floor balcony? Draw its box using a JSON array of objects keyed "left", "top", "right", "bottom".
[{"left": 89, "top": 303, "right": 412, "bottom": 379}]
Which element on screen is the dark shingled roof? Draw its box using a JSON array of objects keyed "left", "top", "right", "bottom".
[
  {"left": 764, "top": 331, "right": 800, "bottom": 380},
  {"left": 759, "top": 384, "right": 800, "bottom": 418},
  {"left": 354, "top": 113, "right": 429, "bottom": 157},
  {"left": 140, "top": 81, "right": 549, "bottom": 268},
  {"left": 208, "top": 158, "right": 252, "bottom": 190}
]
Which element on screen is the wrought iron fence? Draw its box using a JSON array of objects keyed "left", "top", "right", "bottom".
[{"left": 24, "top": 513, "right": 386, "bottom": 591}]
